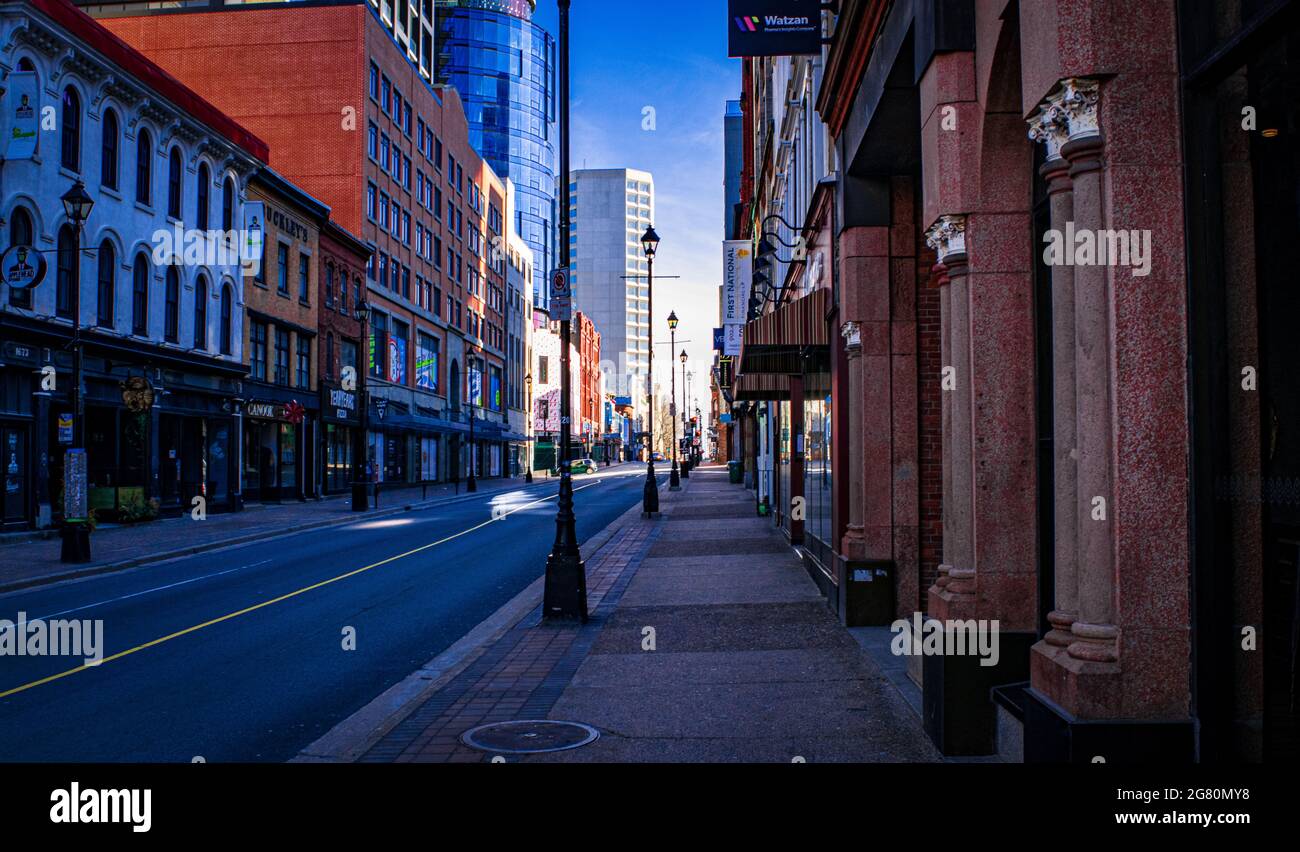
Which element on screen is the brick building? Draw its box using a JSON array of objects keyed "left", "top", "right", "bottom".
[
  {"left": 575, "top": 311, "right": 601, "bottom": 458},
  {"left": 86, "top": 0, "right": 517, "bottom": 486},
  {"left": 317, "top": 221, "right": 372, "bottom": 495},
  {"left": 241, "top": 167, "right": 328, "bottom": 503}
]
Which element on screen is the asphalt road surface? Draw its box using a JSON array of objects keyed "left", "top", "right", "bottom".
[{"left": 0, "top": 464, "right": 659, "bottom": 762}]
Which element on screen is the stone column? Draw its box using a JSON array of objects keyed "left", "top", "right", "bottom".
[
  {"left": 1059, "top": 78, "right": 1118, "bottom": 664},
  {"left": 933, "top": 262, "right": 951, "bottom": 592},
  {"left": 839, "top": 320, "right": 866, "bottom": 560},
  {"left": 924, "top": 215, "right": 974, "bottom": 616},
  {"left": 1027, "top": 88, "right": 1079, "bottom": 648}
]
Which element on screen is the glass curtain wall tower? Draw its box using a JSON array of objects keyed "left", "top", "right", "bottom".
[{"left": 437, "top": 0, "right": 556, "bottom": 310}]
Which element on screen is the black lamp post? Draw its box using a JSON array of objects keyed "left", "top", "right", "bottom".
[
  {"left": 524, "top": 371, "right": 534, "bottom": 483},
  {"left": 59, "top": 179, "right": 94, "bottom": 563},
  {"left": 351, "top": 299, "right": 373, "bottom": 512},
  {"left": 667, "top": 312, "right": 681, "bottom": 490},
  {"left": 641, "top": 223, "right": 660, "bottom": 515},
  {"left": 542, "top": 0, "right": 587, "bottom": 622}
]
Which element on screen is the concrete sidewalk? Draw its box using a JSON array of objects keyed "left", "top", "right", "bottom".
[
  {"left": 313, "top": 464, "right": 939, "bottom": 763},
  {"left": 0, "top": 470, "right": 573, "bottom": 595}
]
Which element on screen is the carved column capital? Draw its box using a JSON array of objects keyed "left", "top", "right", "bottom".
[
  {"left": 840, "top": 320, "right": 861, "bottom": 353},
  {"left": 924, "top": 214, "right": 967, "bottom": 263},
  {"left": 1059, "top": 77, "right": 1101, "bottom": 141},
  {"left": 1027, "top": 87, "right": 1071, "bottom": 162}
]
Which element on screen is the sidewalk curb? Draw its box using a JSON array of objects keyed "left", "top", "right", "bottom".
[
  {"left": 0, "top": 475, "right": 577, "bottom": 598},
  {"left": 291, "top": 477, "right": 669, "bottom": 763}
]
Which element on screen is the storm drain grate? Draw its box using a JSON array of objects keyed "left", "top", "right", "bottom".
[{"left": 460, "top": 720, "right": 600, "bottom": 755}]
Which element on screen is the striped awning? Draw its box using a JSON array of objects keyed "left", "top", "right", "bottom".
[
  {"left": 732, "top": 372, "right": 792, "bottom": 401},
  {"left": 738, "top": 287, "right": 830, "bottom": 375}
]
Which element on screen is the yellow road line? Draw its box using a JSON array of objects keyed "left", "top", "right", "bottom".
[{"left": 0, "top": 480, "right": 601, "bottom": 700}]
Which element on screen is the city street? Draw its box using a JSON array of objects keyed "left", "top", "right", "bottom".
[{"left": 0, "top": 465, "right": 660, "bottom": 762}]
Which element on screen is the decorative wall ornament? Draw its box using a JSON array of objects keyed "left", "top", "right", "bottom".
[{"left": 840, "top": 320, "right": 861, "bottom": 351}]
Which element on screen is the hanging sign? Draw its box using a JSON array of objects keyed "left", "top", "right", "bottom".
[
  {"left": 728, "top": 0, "right": 823, "bottom": 57},
  {"left": 1, "top": 244, "right": 45, "bottom": 290},
  {"left": 5, "top": 71, "right": 38, "bottom": 160}
]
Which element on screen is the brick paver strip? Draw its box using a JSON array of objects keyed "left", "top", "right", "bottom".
[{"left": 359, "top": 518, "right": 663, "bottom": 763}]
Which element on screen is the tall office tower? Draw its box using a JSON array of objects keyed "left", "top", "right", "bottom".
[
  {"left": 436, "top": 0, "right": 556, "bottom": 310},
  {"left": 567, "top": 168, "right": 654, "bottom": 399},
  {"left": 723, "top": 99, "right": 744, "bottom": 240}
]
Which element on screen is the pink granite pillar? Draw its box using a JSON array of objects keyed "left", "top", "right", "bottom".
[
  {"left": 924, "top": 215, "right": 975, "bottom": 619},
  {"left": 1027, "top": 89, "right": 1079, "bottom": 649},
  {"left": 840, "top": 321, "right": 866, "bottom": 561},
  {"left": 1060, "top": 79, "right": 1119, "bottom": 665}
]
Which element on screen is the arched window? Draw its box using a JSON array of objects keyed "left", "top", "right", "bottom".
[
  {"left": 56, "top": 225, "right": 76, "bottom": 320},
  {"left": 101, "top": 108, "right": 119, "bottom": 190},
  {"left": 136, "top": 129, "right": 153, "bottom": 205},
  {"left": 325, "top": 263, "right": 335, "bottom": 308},
  {"left": 220, "top": 285, "right": 233, "bottom": 355},
  {"left": 164, "top": 266, "right": 180, "bottom": 342},
  {"left": 339, "top": 268, "right": 349, "bottom": 313},
  {"left": 197, "top": 162, "right": 211, "bottom": 230},
  {"left": 7, "top": 208, "right": 34, "bottom": 309},
  {"left": 61, "top": 87, "right": 80, "bottom": 172},
  {"left": 167, "top": 147, "right": 183, "bottom": 219},
  {"left": 132, "top": 254, "right": 149, "bottom": 335},
  {"left": 222, "top": 177, "right": 235, "bottom": 232},
  {"left": 194, "top": 274, "right": 208, "bottom": 350},
  {"left": 96, "top": 239, "right": 115, "bottom": 328}
]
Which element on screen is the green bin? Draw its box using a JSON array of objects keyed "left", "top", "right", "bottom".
[{"left": 727, "top": 460, "right": 743, "bottom": 484}]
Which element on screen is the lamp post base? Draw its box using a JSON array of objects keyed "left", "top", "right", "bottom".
[
  {"left": 60, "top": 523, "right": 92, "bottom": 564},
  {"left": 669, "top": 461, "right": 681, "bottom": 491},
  {"left": 642, "top": 462, "right": 659, "bottom": 515},
  {"left": 543, "top": 471, "right": 588, "bottom": 622},
  {"left": 467, "top": 477, "right": 477, "bottom": 492},
  {"left": 351, "top": 482, "right": 370, "bottom": 512}
]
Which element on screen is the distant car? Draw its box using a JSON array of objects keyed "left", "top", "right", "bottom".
[
  {"left": 555, "top": 458, "right": 598, "bottom": 474},
  {"left": 651, "top": 452, "right": 666, "bottom": 462}
]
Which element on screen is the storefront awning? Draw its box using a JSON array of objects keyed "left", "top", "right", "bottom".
[
  {"left": 732, "top": 372, "right": 792, "bottom": 401},
  {"left": 737, "top": 287, "right": 830, "bottom": 376}
]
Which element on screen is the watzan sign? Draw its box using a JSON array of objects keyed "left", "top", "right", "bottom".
[{"left": 728, "top": 0, "right": 822, "bottom": 57}]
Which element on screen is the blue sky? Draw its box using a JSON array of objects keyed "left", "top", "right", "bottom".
[{"left": 533, "top": 0, "right": 741, "bottom": 413}]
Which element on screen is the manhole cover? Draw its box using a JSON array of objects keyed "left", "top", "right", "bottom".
[{"left": 460, "top": 720, "right": 600, "bottom": 754}]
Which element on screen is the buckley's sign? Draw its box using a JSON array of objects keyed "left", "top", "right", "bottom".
[{"left": 728, "top": 0, "right": 823, "bottom": 57}]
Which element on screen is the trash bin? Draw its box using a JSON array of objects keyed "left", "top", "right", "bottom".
[
  {"left": 727, "top": 460, "right": 743, "bottom": 484},
  {"left": 843, "top": 561, "right": 895, "bottom": 626}
]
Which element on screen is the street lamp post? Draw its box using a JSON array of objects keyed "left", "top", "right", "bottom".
[
  {"left": 542, "top": 0, "right": 587, "bottom": 622},
  {"left": 352, "top": 299, "right": 373, "bottom": 512},
  {"left": 524, "top": 372, "right": 534, "bottom": 483},
  {"left": 641, "top": 224, "right": 660, "bottom": 515},
  {"left": 60, "top": 179, "right": 94, "bottom": 563},
  {"left": 680, "top": 351, "right": 690, "bottom": 479},
  {"left": 667, "top": 312, "right": 681, "bottom": 491}
]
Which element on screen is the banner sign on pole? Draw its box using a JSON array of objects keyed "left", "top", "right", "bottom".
[{"left": 5, "top": 71, "right": 38, "bottom": 160}]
